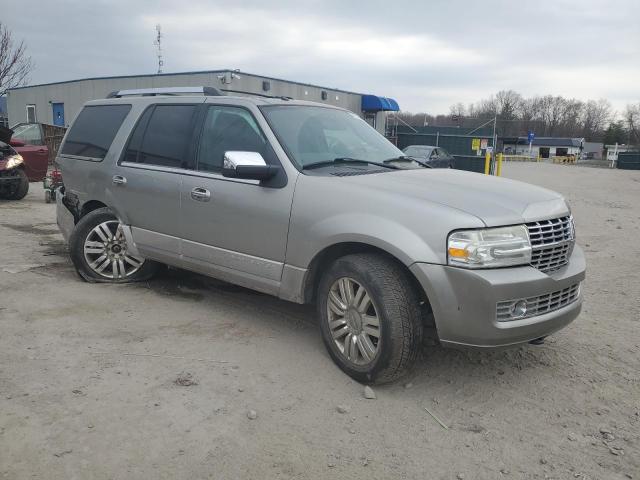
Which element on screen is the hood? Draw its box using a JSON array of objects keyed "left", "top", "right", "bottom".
[
  {"left": 336, "top": 168, "right": 569, "bottom": 226},
  {"left": 0, "top": 126, "right": 13, "bottom": 144}
]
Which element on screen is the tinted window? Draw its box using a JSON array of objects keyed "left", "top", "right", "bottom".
[
  {"left": 123, "top": 107, "right": 153, "bottom": 163},
  {"left": 197, "top": 106, "right": 268, "bottom": 172},
  {"left": 61, "top": 105, "right": 131, "bottom": 159},
  {"left": 125, "top": 105, "right": 196, "bottom": 168}
]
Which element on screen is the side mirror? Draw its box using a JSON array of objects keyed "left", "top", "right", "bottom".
[
  {"left": 10, "top": 139, "right": 26, "bottom": 147},
  {"left": 222, "top": 151, "right": 280, "bottom": 181}
]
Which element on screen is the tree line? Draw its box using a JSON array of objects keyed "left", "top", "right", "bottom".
[{"left": 396, "top": 90, "right": 639, "bottom": 146}]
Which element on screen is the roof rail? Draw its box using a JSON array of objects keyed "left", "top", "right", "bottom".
[
  {"left": 221, "top": 88, "right": 293, "bottom": 101},
  {"left": 106, "top": 86, "right": 224, "bottom": 98}
]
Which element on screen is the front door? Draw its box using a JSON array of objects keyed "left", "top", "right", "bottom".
[
  {"left": 179, "top": 104, "right": 295, "bottom": 295},
  {"left": 52, "top": 103, "right": 65, "bottom": 126}
]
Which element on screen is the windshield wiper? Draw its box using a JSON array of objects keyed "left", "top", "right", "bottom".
[
  {"left": 303, "top": 157, "right": 399, "bottom": 170},
  {"left": 383, "top": 155, "right": 433, "bottom": 168}
]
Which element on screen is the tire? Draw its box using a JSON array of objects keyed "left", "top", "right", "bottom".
[
  {"left": 1, "top": 169, "right": 29, "bottom": 200},
  {"left": 317, "top": 253, "right": 423, "bottom": 384},
  {"left": 69, "top": 207, "right": 158, "bottom": 283}
]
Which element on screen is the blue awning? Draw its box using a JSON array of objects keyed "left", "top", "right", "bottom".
[{"left": 361, "top": 95, "right": 400, "bottom": 112}]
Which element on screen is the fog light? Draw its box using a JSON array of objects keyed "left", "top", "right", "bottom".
[{"left": 511, "top": 300, "right": 528, "bottom": 318}]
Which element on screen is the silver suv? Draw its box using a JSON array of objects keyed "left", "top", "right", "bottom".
[{"left": 56, "top": 87, "right": 586, "bottom": 383}]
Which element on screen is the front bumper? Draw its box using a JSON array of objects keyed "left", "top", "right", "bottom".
[
  {"left": 410, "top": 245, "right": 586, "bottom": 348},
  {"left": 56, "top": 187, "right": 75, "bottom": 243}
]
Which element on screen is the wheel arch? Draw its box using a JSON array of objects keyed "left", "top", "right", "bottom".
[
  {"left": 301, "top": 241, "right": 438, "bottom": 344},
  {"left": 80, "top": 200, "right": 109, "bottom": 219},
  {"left": 302, "top": 241, "right": 432, "bottom": 315}
]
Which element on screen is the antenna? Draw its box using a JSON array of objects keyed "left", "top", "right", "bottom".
[{"left": 154, "top": 24, "right": 164, "bottom": 74}]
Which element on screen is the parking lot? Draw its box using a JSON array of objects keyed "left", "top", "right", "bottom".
[{"left": 0, "top": 162, "right": 638, "bottom": 479}]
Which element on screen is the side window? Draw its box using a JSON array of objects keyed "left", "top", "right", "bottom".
[
  {"left": 197, "top": 106, "right": 268, "bottom": 173},
  {"left": 61, "top": 105, "right": 131, "bottom": 160},
  {"left": 123, "top": 107, "right": 153, "bottom": 163},
  {"left": 127, "top": 105, "right": 197, "bottom": 168}
]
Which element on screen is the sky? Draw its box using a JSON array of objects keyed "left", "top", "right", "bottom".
[{"left": 3, "top": 0, "right": 639, "bottom": 114}]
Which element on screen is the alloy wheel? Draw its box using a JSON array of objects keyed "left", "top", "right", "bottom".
[
  {"left": 326, "top": 277, "right": 381, "bottom": 365},
  {"left": 83, "top": 220, "right": 144, "bottom": 279}
]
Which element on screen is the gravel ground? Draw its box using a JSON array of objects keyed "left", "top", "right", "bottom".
[{"left": 0, "top": 162, "right": 638, "bottom": 479}]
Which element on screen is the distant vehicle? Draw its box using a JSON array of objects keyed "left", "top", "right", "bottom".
[
  {"left": 0, "top": 126, "right": 30, "bottom": 200},
  {"left": 9, "top": 123, "right": 50, "bottom": 181},
  {"left": 402, "top": 145, "right": 455, "bottom": 168}
]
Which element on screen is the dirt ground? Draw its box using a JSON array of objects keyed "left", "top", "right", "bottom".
[{"left": 0, "top": 163, "right": 638, "bottom": 480}]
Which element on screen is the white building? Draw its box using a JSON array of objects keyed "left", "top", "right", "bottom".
[
  {"left": 7, "top": 69, "right": 400, "bottom": 134},
  {"left": 502, "top": 137, "right": 583, "bottom": 158}
]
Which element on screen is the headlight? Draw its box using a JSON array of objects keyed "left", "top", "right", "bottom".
[
  {"left": 448, "top": 225, "right": 531, "bottom": 268},
  {"left": 5, "top": 154, "right": 24, "bottom": 169}
]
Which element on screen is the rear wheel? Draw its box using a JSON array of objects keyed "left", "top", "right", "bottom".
[
  {"left": 317, "top": 253, "right": 423, "bottom": 384},
  {"left": 0, "top": 169, "right": 29, "bottom": 200},
  {"left": 69, "top": 207, "right": 158, "bottom": 283}
]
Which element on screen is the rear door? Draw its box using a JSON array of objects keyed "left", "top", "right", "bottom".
[
  {"left": 111, "top": 102, "right": 202, "bottom": 262},
  {"left": 179, "top": 104, "right": 295, "bottom": 295}
]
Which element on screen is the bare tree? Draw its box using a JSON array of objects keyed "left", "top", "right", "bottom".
[
  {"left": 0, "top": 22, "right": 34, "bottom": 95},
  {"left": 581, "top": 99, "right": 611, "bottom": 140},
  {"left": 624, "top": 102, "right": 640, "bottom": 146},
  {"left": 449, "top": 102, "right": 466, "bottom": 118}
]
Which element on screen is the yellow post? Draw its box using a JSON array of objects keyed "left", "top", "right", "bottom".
[
  {"left": 484, "top": 152, "right": 491, "bottom": 175},
  {"left": 496, "top": 153, "right": 503, "bottom": 176}
]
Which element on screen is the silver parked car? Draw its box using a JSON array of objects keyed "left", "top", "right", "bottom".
[{"left": 56, "top": 87, "right": 586, "bottom": 383}]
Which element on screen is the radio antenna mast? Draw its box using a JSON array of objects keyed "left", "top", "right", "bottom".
[{"left": 154, "top": 24, "right": 164, "bottom": 74}]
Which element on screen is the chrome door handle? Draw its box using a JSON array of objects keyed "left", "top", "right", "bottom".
[
  {"left": 112, "top": 175, "right": 127, "bottom": 185},
  {"left": 190, "top": 187, "right": 211, "bottom": 202}
]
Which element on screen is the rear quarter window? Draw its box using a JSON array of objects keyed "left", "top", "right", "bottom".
[{"left": 61, "top": 104, "right": 131, "bottom": 160}]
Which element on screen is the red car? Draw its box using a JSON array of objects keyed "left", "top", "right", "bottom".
[
  {"left": 0, "top": 124, "right": 49, "bottom": 200},
  {"left": 8, "top": 123, "right": 50, "bottom": 181}
]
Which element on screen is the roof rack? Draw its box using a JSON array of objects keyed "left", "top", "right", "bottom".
[
  {"left": 106, "top": 86, "right": 224, "bottom": 98},
  {"left": 221, "top": 88, "right": 293, "bottom": 101}
]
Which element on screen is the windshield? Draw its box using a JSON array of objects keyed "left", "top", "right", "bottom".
[
  {"left": 262, "top": 105, "right": 404, "bottom": 169},
  {"left": 11, "top": 123, "right": 43, "bottom": 146}
]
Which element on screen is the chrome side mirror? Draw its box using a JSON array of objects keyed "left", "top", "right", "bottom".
[{"left": 222, "top": 151, "right": 280, "bottom": 180}]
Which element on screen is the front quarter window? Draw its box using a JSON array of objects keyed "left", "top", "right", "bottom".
[{"left": 262, "top": 105, "right": 403, "bottom": 169}]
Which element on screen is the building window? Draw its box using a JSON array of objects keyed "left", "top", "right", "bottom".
[
  {"left": 26, "top": 104, "right": 37, "bottom": 123},
  {"left": 321, "top": 91, "right": 327, "bottom": 101},
  {"left": 364, "top": 112, "right": 376, "bottom": 128},
  {"left": 262, "top": 81, "right": 271, "bottom": 92}
]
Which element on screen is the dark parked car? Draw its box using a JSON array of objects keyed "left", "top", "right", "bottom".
[
  {"left": 0, "top": 126, "right": 30, "bottom": 200},
  {"left": 403, "top": 145, "right": 455, "bottom": 168}
]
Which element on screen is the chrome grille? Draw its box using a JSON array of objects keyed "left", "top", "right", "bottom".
[
  {"left": 496, "top": 283, "right": 581, "bottom": 322},
  {"left": 526, "top": 216, "right": 574, "bottom": 272}
]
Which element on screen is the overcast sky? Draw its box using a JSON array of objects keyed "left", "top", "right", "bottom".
[{"left": 4, "top": 0, "right": 639, "bottom": 114}]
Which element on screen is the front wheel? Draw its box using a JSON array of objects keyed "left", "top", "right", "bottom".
[
  {"left": 317, "top": 253, "right": 423, "bottom": 384},
  {"left": 0, "top": 169, "right": 29, "bottom": 200},
  {"left": 69, "top": 207, "right": 158, "bottom": 283}
]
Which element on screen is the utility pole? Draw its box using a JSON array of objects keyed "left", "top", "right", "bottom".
[
  {"left": 492, "top": 113, "right": 497, "bottom": 153},
  {"left": 154, "top": 24, "right": 163, "bottom": 74}
]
